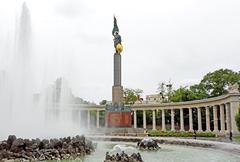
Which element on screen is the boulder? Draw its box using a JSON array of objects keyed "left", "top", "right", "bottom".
[
  {"left": 104, "top": 151, "right": 144, "bottom": 162},
  {"left": 0, "top": 135, "right": 94, "bottom": 161}
]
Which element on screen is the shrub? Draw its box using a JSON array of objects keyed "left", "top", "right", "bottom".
[{"left": 148, "top": 130, "right": 215, "bottom": 137}]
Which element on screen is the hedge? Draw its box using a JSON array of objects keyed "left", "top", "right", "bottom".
[{"left": 148, "top": 130, "right": 216, "bottom": 137}]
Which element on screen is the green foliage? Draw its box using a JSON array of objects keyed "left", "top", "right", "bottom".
[
  {"left": 169, "top": 86, "right": 207, "bottom": 102},
  {"left": 170, "top": 87, "right": 195, "bottom": 102},
  {"left": 235, "top": 108, "right": 240, "bottom": 131},
  {"left": 99, "top": 100, "right": 107, "bottom": 105},
  {"left": 148, "top": 130, "right": 216, "bottom": 137},
  {"left": 200, "top": 69, "right": 240, "bottom": 97},
  {"left": 123, "top": 88, "right": 143, "bottom": 105},
  {"left": 168, "top": 69, "right": 240, "bottom": 102},
  {"left": 234, "top": 135, "right": 240, "bottom": 142}
]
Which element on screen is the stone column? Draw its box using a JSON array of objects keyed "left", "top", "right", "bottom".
[
  {"left": 230, "top": 101, "right": 240, "bottom": 134},
  {"left": 143, "top": 110, "right": 146, "bottom": 129},
  {"left": 197, "top": 107, "right": 202, "bottom": 132},
  {"left": 225, "top": 103, "right": 231, "bottom": 133},
  {"left": 96, "top": 110, "right": 100, "bottom": 128},
  {"left": 213, "top": 105, "right": 219, "bottom": 132},
  {"left": 161, "top": 109, "right": 166, "bottom": 131},
  {"left": 180, "top": 108, "right": 184, "bottom": 131},
  {"left": 134, "top": 110, "right": 137, "bottom": 129},
  {"left": 189, "top": 108, "right": 193, "bottom": 132},
  {"left": 171, "top": 109, "right": 175, "bottom": 131},
  {"left": 152, "top": 110, "right": 156, "bottom": 130},
  {"left": 87, "top": 110, "right": 91, "bottom": 129},
  {"left": 220, "top": 104, "right": 225, "bottom": 133},
  {"left": 112, "top": 53, "right": 123, "bottom": 102},
  {"left": 79, "top": 110, "right": 82, "bottom": 127},
  {"left": 205, "top": 107, "right": 211, "bottom": 132}
]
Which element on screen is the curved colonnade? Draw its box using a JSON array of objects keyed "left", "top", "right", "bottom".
[{"left": 70, "top": 92, "right": 240, "bottom": 135}]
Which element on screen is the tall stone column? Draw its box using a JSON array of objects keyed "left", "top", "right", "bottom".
[
  {"left": 152, "top": 110, "right": 156, "bottom": 130},
  {"left": 189, "top": 108, "right": 193, "bottom": 132},
  {"left": 225, "top": 103, "right": 231, "bottom": 133},
  {"left": 171, "top": 109, "right": 175, "bottom": 131},
  {"left": 134, "top": 110, "right": 137, "bottom": 128},
  {"left": 79, "top": 110, "right": 82, "bottom": 127},
  {"left": 197, "top": 107, "right": 202, "bottom": 132},
  {"left": 96, "top": 110, "right": 100, "bottom": 128},
  {"left": 230, "top": 101, "right": 240, "bottom": 134},
  {"left": 180, "top": 108, "right": 184, "bottom": 131},
  {"left": 87, "top": 110, "right": 91, "bottom": 129},
  {"left": 112, "top": 53, "right": 123, "bottom": 103},
  {"left": 143, "top": 110, "right": 146, "bottom": 129},
  {"left": 213, "top": 105, "right": 219, "bottom": 132},
  {"left": 220, "top": 104, "right": 225, "bottom": 133},
  {"left": 205, "top": 107, "right": 211, "bottom": 132},
  {"left": 161, "top": 109, "right": 166, "bottom": 131}
]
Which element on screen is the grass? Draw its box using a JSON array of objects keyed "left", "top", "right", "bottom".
[{"left": 234, "top": 135, "right": 240, "bottom": 142}]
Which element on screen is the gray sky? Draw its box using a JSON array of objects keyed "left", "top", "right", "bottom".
[{"left": 0, "top": 0, "right": 240, "bottom": 103}]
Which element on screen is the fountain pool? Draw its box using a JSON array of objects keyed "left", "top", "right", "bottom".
[{"left": 67, "top": 141, "right": 240, "bottom": 162}]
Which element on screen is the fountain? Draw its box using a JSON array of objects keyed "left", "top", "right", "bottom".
[
  {"left": 0, "top": 2, "right": 83, "bottom": 139},
  {"left": 1, "top": 2, "right": 240, "bottom": 162}
]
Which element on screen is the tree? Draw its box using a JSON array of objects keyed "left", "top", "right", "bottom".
[
  {"left": 169, "top": 87, "right": 196, "bottom": 102},
  {"left": 200, "top": 69, "right": 240, "bottom": 97},
  {"left": 168, "top": 69, "right": 240, "bottom": 102},
  {"left": 189, "top": 84, "right": 208, "bottom": 99},
  {"left": 236, "top": 107, "right": 240, "bottom": 131},
  {"left": 99, "top": 100, "right": 107, "bottom": 105},
  {"left": 123, "top": 88, "right": 143, "bottom": 105},
  {"left": 169, "top": 85, "right": 209, "bottom": 102}
]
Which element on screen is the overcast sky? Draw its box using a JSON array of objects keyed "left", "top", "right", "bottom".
[{"left": 0, "top": 0, "right": 240, "bottom": 103}]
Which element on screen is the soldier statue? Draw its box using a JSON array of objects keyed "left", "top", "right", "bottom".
[{"left": 112, "top": 16, "right": 123, "bottom": 54}]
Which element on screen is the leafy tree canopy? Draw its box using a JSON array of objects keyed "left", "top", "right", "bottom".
[
  {"left": 167, "top": 69, "right": 240, "bottom": 102},
  {"left": 99, "top": 99, "right": 107, "bottom": 105},
  {"left": 123, "top": 88, "right": 143, "bottom": 105},
  {"left": 199, "top": 69, "right": 240, "bottom": 97}
]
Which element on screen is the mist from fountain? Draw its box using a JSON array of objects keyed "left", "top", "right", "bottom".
[{"left": 0, "top": 2, "right": 84, "bottom": 139}]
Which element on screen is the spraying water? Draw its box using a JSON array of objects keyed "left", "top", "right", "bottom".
[{"left": 0, "top": 2, "right": 84, "bottom": 139}]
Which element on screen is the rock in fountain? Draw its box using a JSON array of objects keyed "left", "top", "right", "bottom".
[
  {"left": 0, "top": 135, "right": 95, "bottom": 161},
  {"left": 111, "top": 144, "right": 138, "bottom": 154},
  {"left": 104, "top": 151, "right": 144, "bottom": 162},
  {"left": 137, "top": 138, "right": 160, "bottom": 150}
]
